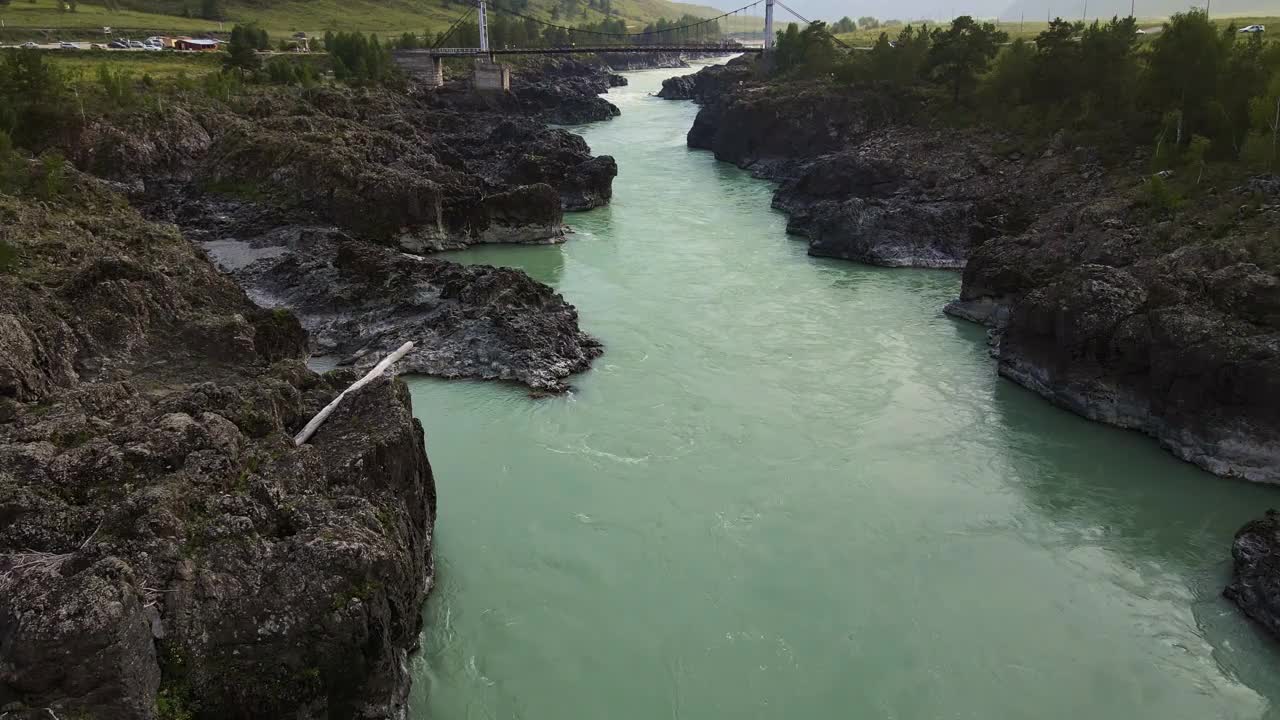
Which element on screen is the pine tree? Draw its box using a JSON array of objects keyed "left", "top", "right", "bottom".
[{"left": 225, "top": 24, "right": 261, "bottom": 72}]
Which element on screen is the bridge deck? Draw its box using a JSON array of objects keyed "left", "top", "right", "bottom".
[{"left": 411, "top": 46, "right": 760, "bottom": 56}]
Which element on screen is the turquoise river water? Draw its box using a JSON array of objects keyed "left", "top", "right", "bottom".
[{"left": 405, "top": 61, "right": 1280, "bottom": 719}]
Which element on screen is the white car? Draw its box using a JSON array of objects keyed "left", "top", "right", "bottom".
[
  {"left": 19, "top": 41, "right": 38, "bottom": 49},
  {"left": 1239, "top": 24, "right": 1265, "bottom": 33},
  {"left": 59, "top": 41, "right": 78, "bottom": 49}
]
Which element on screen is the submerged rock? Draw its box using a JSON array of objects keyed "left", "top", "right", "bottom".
[{"left": 1226, "top": 510, "right": 1280, "bottom": 639}]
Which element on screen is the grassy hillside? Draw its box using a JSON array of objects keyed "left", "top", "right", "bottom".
[{"left": 0, "top": 0, "right": 724, "bottom": 40}]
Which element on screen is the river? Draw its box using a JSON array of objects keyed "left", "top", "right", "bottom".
[{"left": 405, "top": 61, "right": 1280, "bottom": 719}]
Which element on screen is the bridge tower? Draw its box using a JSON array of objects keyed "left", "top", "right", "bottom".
[
  {"left": 762, "top": 0, "right": 775, "bottom": 51},
  {"left": 477, "top": 0, "right": 490, "bottom": 53},
  {"left": 473, "top": 0, "right": 510, "bottom": 91}
]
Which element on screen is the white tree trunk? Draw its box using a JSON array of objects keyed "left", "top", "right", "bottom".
[
  {"left": 294, "top": 342, "right": 414, "bottom": 446},
  {"left": 1271, "top": 95, "right": 1279, "bottom": 169}
]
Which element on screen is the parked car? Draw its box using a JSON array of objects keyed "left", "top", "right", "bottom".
[
  {"left": 143, "top": 44, "right": 162, "bottom": 51},
  {"left": 1240, "top": 24, "right": 1265, "bottom": 33},
  {"left": 58, "top": 41, "right": 78, "bottom": 49},
  {"left": 128, "top": 40, "right": 146, "bottom": 48},
  {"left": 107, "top": 40, "right": 128, "bottom": 48},
  {"left": 91, "top": 43, "right": 106, "bottom": 50},
  {"left": 19, "top": 41, "right": 38, "bottom": 49}
]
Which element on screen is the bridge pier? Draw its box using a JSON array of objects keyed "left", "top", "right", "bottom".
[
  {"left": 429, "top": 55, "right": 444, "bottom": 87},
  {"left": 473, "top": 59, "right": 510, "bottom": 92},
  {"left": 390, "top": 50, "right": 445, "bottom": 87}
]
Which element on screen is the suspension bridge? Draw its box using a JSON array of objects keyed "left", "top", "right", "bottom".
[{"left": 392, "top": 0, "right": 802, "bottom": 89}]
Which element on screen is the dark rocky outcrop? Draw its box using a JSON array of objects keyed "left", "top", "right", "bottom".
[
  {"left": 57, "top": 81, "right": 612, "bottom": 395},
  {"left": 1226, "top": 510, "right": 1280, "bottom": 638},
  {"left": 0, "top": 170, "right": 435, "bottom": 719},
  {"left": 509, "top": 57, "right": 623, "bottom": 124},
  {"left": 668, "top": 59, "right": 991, "bottom": 267},
  {"left": 598, "top": 51, "right": 689, "bottom": 71},
  {"left": 66, "top": 84, "right": 617, "bottom": 251},
  {"left": 161, "top": 193, "right": 603, "bottom": 392},
  {"left": 949, "top": 182, "right": 1280, "bottom": 483}
]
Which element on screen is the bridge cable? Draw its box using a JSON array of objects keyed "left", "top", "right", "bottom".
[
  {"left": 432, "top": 4, "right": 477, "bottom": 48},
  {"left": 772, "top": 0, "right": 853, "bottom": 48}
]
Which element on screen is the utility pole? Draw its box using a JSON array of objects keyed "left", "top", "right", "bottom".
[
  {"left": 1020, "top": 12, "right": 1024, "bottom": 32},
  {"left": 478, "top": 0, "right": 489, "bottom": 54},
  {"left": 1129, "top": 0, "right": 1134, "bottom": 17},
  {"left": 1081, "top": 0, "right": 1087, "bottom": 21}
]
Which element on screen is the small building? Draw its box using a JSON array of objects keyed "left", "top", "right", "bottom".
[{"left": 175, "top": 38, "right": 220, "bottom": 51}]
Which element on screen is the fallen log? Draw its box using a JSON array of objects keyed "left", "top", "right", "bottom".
[{"left": 294, "top": 342, "right": 415, "bottom": 446}]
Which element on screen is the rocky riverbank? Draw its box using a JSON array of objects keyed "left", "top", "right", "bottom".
[
  {"left": 665, "top": 56, "right": 1280, "bottom": 485},
  {"left": 0, "top": 56, "right": 631, "bottom": 717},
  {"left": 0, "top": 164, "right": 436, "bottom": 719}
]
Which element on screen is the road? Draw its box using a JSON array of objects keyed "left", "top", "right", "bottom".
[{"left": 0, "top": 41, "right": 170, "bottom": 51}]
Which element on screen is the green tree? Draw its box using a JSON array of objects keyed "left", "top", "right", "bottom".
[
  {"left": 1144, "top": 9, "right": 1227, "bottom": 146},
  {"left": 1213, "top": 31, "right": 1272, "bottom": 157},
  {"left": 773, "top": 21, "right": 835, "bottom": 76},
  {"left": 978, "top": 38, "right": 1035, "bottom": 110},
  {"left": 199, "top": 0, "right": 221, "bottom": 20},
  {"left": 857, "top": 16, "right": 879, "bottom": 29},
  {"left": 1246, "top": 72, "right": 1280, "bottom": 169},
  {"left": 0, "top": 49, "right": 71, "bottom": 147},
  {"left": 225, "top": 24, "right": 262, "bottom": 73},
  {"left": 96, "top": 64, "right": 135, "bottom": 106},
  {"left": 926, "top": 15, "right": 1007, "bottom": 103},
  {"left": 1076, "top": 16, "right": 1139, "bottom": 123},
  {"left": 325, "top": 31, "right": 396, "bottom": 84}
]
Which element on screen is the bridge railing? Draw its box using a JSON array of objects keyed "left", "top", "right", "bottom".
[{"left": 400, "top": 42, "right": 755, "bottom": 56}]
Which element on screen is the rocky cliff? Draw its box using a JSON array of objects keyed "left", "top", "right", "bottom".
[
  {"left": 950, "top": 175, "right": 1280, "bottom": 483},
  {"left": 671, "top": 60, "right": 999, "bottom": 268},
  {"left": 0, "top": 165, "right": 435, "bottom": 719},
  {"left": 666, "top": 58, "right": 1280, "bottom": 484},
  {"left": 71, "top": 85, "right": 617, "bottom": 251}
]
